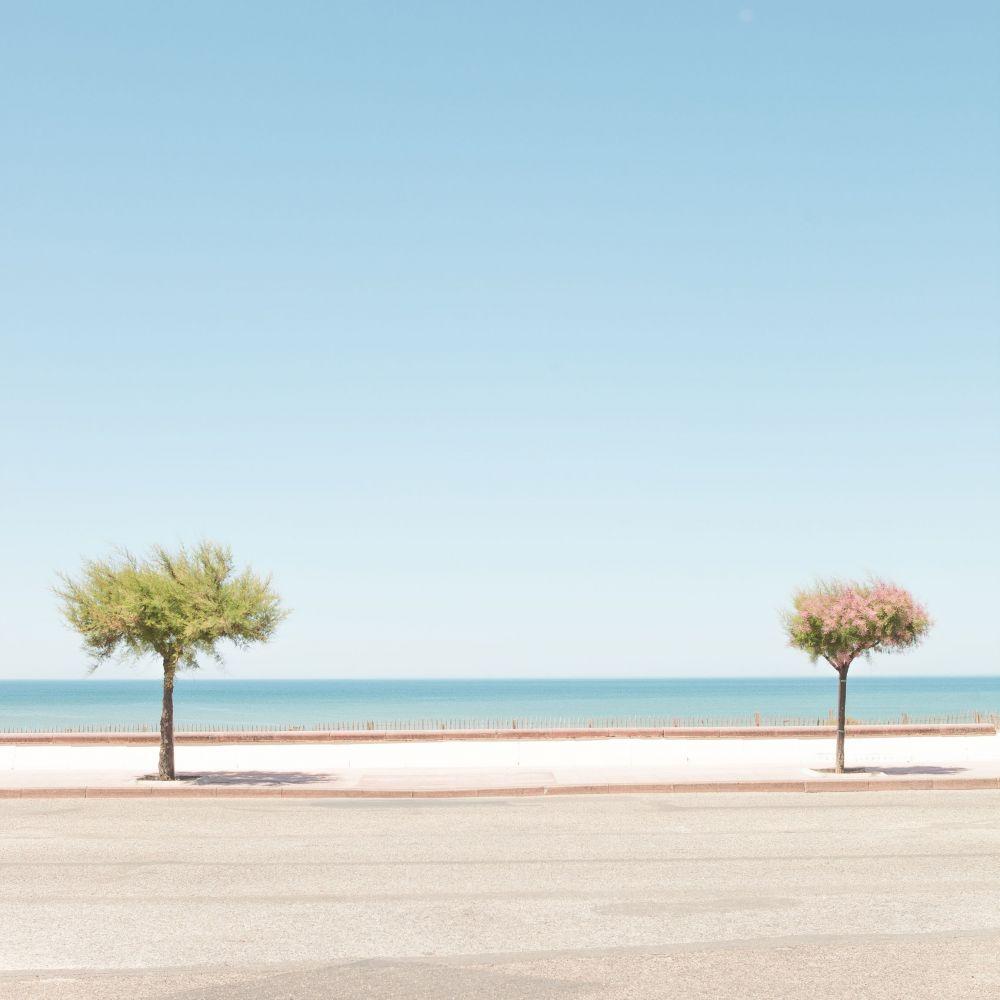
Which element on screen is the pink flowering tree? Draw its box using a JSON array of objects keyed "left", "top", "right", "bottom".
[{"left": 783, "top": 579, "right": 931, "bottom": 773}]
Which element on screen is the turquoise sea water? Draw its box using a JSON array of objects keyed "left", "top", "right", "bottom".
[{"left": 0, "top": 677, "right": 997, "bottom": 731}]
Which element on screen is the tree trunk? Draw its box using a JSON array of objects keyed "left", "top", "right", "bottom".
[
  {"left": 835, "top": 666, "right": 849, "bottom": 774},
  {"left": 158, "top": 658, "right": 177, "bottom": 780}
]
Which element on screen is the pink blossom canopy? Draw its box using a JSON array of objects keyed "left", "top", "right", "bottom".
[{"left": 783, "top": 578, "right": 931, "bottom": 671}]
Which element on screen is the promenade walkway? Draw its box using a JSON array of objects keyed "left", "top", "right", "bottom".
[{"left": 2, "top": 729, "right": 999, "bottom": 796}]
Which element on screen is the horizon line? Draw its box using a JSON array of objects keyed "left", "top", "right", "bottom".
[{"left": 1, "top": 674, "right": 994, "bottom": 683}]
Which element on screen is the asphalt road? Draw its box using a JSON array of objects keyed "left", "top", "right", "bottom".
[{"left": 1, "top": 792, "right": 999, "bottom": 998}]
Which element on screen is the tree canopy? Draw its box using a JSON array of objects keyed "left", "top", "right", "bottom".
[
  {"left": 783, "top": 578, "right": 931, "bottom": 672},
  {"left": 57, "top": 542, "right": 286, "bottom": 670}
]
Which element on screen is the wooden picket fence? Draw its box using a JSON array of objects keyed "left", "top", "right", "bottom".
[{"left": 0, "top": 710, "right": 996, "bottom": 735}]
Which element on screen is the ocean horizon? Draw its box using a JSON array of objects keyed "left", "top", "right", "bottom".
[{"left": 1, "top": 676, "right": 997, "bottom": 731}]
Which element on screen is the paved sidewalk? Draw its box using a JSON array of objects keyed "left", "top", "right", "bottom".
[{"left": 2, "top": 733, "right": 1000, "bottom": 796}]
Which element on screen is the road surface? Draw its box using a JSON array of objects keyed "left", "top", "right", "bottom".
[{"left": 1, "top": 792, "right": 998, "bottom": 998}]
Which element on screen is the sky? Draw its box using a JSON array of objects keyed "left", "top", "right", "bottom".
[{"left": 1, "top": 2, "right": 998, "bottom": 681}]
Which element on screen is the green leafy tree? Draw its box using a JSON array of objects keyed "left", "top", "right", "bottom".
[
  {"left": 57, "top": 542, "right": 286, "bottom": 780},
  {"left": 783, "top": 578, "right": 931, "bottom": 773}
]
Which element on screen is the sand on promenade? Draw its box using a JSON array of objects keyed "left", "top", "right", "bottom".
[{"left": 2, "top": 732, "right": 1000, "bottom": 792}]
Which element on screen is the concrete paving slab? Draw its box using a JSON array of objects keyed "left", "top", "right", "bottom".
[{"left": 2, "top": 733, "right": 1000, "bottom": 796}]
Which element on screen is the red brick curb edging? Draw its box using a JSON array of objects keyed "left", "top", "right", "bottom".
[
  {"left": 2, "top": 776, "right": 999, "bottom": 799},
  {"left": 0, "top": 723, "right": 994, "bottom": 746}
]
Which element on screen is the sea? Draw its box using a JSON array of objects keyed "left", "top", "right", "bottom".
[{"left": 0, "top": 676, "right": 997, "bottom": 731}]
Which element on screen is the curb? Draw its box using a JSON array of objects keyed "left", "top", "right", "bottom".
[
  {"left": 3, "top": 777, "right": 999, "bottom": 799},
  {"left": 0, "top": 723, "right": 994, "bottom": 746}
]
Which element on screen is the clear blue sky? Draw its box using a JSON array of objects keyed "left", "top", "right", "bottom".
[{"left": 2, "top": 3, "right": 997, "bottom": 680}]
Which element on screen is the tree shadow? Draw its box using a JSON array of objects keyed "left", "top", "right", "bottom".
[
  {"left": 181, "top": 771, "right": 334, "bottom": 786},
  {"left": 813, "top": 765, "right": 967, "bottom": 776},
  {"left": 863, "top": 765, "right": 967, "bottom": 776}
]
